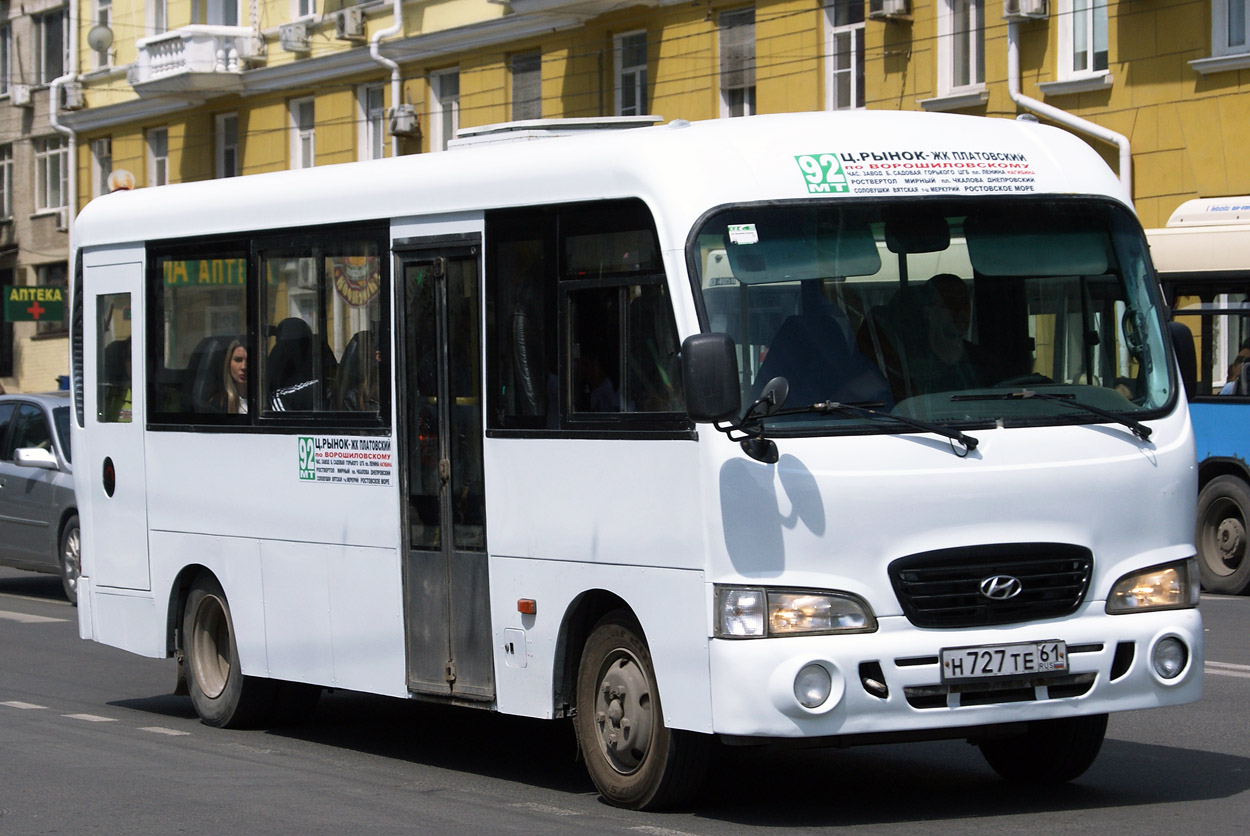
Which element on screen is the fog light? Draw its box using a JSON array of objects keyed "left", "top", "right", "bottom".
[
  {"left": 1152, "top": 637, "right": 1188, "bottom": 680},
  {"left": 794, "top": 664, "right": 832, "bottom": 708}
]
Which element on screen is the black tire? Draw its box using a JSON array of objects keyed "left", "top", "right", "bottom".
[
  {"left": 1196, "top": 475, "right": 1250, "bottom": 594},
  {"left": 978, "top": 714, "right": 1108, "bottom": 784},
  {"left": 58, "top": 515, "right": 80, "bottom": 606},
  {"left": 182, "top": 573, "right": 276, "bottom": 729},
  {"left": 574, "top": 611, "right": 709, "bottom": 811}
]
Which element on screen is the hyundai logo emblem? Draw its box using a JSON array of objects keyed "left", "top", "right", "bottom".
[{"left": 979, "top": 575, "right": 1023, "bottom": 601}]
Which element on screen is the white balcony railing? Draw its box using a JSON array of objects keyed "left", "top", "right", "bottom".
[{"left": 131, "top": 26, "right": 264, "bottom": 94}]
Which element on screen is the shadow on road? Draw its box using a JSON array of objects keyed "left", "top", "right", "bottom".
[
  {"left": 109, "top": 685, "right": 1250, "bottom": 824},
  {"left": 0, "top": 571, "right": 69, "bottom": 605}
]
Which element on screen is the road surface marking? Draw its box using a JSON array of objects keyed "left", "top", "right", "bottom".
[
  {"left": 139, "top": 726, "right": 191, "bottom": 736},
  {"left": 63, "top": 713, "right": 117, "bottom": 722},
  {"left": 1205, "top": 661, "right": 1250, "bottom": 678},
  {"left": 1, "top": 701, "right": 47, "bottom": 709},
  {"left": 0, "top": 609, "right": 69, "bottom": 624}
]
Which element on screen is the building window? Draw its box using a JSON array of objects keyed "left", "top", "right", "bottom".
[
  {"left": 1, "top": 24, "right": 11, "bottom": 95},
  {"left": 147, "top": 128, "right": 168, "bottom": 186},
  {"left": 36, "top": 262, "right": 68, "bottom": 335},
  {"left": 1214, "top": 0, "right": 1250, "bottom": 55},
  {"left": 359, "top": 85, "right": 385, "bottom": 161},
  {"left": 826, "top": 0, "right": 864, "bottom": 110},
  {"left": 294, "top": 0, "right": 314, "bottom": 18},
  {"left": 511, "top": 52, "right": 541, "bottom": 122},
  {"left": 195, "top": 0, "right": 238, "bottom": 25},
  {"left": 719, "top": 8, "right": 756, "bottom": 118},
  {"left": 291, "top": 97, "right": 315, "bottom": 169},
  {"left": 938, "top": 0, "right": 984, "bottom": 94},
  {"left": 0, "top": 145, "right": 12, "bottom": 219},
  {"left": 150, "top": 0, "right": 166, "bottom": 35},
  {"left": 91, "top": 138, "right": 112, "bottom": 198},
  {"left": 615, "top": 32, "right": 647, "bottom": 117},
  {"left": 93, "top": 0, "right": 111, "bottom": 68},
  {"left": 1061, "top": 0, "right": 1108, "bottom": 77},
  {"left": 37, "top": 9, "right": 66, "bottom": 84},
  {"left": 216, "top": 113, "right": 239, "bottom": 177},
  {"left": 430, "top": 70, "right": 460, "bottom": 152},
  {"left": 34, "top": 137, "right": 68, "bottom": 211}
]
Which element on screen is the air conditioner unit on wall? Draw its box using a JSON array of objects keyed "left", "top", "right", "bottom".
[
  {"left": 868, "top": 0, "right": 911, "bottom": 20},
  {"left": 1003, "top": 0, "right": 1047, "bottom": 20},
  {"left": 11, "top": 83, "right": 33, "bottom": 107},
  {"left": 279, "top": 22, "right": 310, "bottom": 53},
  {"left": 334, "top": 8, "right": 365, "bottom": 42},
  {"left": 61, "top": 82, "right": 85, "bottom": 111},
  {"left": 389, "top": 104, "right": 420, "bottom": 138}
]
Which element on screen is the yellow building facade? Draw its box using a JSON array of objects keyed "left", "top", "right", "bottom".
[{"left": 48, "top": 1, "right": 1250, "bottom": 233}]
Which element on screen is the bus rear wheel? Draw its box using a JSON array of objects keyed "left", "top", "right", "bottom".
[
  {"left": 978, "top": 714, "right": 1107, "bottom": 783},
  {"left": 183, "top": 573, "right": 275, "bottom": 728},
  {"left": 574, "top": 611, "right": 709, "bottom": 811},
  {"left": 1197, "top": 475, "right": 1250, "bottom": 594}
]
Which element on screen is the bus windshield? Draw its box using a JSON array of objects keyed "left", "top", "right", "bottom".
[{"left": 690, "top": 197, "right": 1173, "bottom": 433}]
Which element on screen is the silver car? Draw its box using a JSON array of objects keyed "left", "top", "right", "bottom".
[{"left": 0, "top": 392, "right": 79, "bottom": 604}]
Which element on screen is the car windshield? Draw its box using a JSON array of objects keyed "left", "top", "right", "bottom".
[
  {"left": 689, "top": 197, "right": 1173, "bottom": 434},
  {"left": 53, "top": 406, "right": 71, "bottom": 463}
]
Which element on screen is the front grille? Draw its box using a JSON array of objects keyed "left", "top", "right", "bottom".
[
  {"left": 888, "top": 543, "right": 1093, "bottom": 628},
  {"left": 903, "top": 673, "right": 1096, "bottom": 709}
]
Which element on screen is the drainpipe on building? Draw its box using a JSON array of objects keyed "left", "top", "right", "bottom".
[
  {"left": 1007, "top": 20, "right": 1132, "bottom": 203},
  {"left": 48, "top": 0, "right": 80, "bottom": 241},
  {"left": 370, "top": 0, "right": 404, "bottom": 157}
]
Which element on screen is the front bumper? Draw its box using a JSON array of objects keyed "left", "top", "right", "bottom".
[{"left": 707, "top": 605, "right": 1202, "bottom": 738}]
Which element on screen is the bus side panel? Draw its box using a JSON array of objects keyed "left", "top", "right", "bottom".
[
  {"left": 260, "top": 540, "right": 406, "bottom": 696},
  {"left": 482, "top": 438, "right": 704, "bottom": 572},
  {"left": 88, "top": 589, "right": 163, "bottom": 657},
  {"left": 489, "top": 557, "right": 712, "bottom": 731},
  {"left": 1190, "top": 402, "right": 1248, "bottom": 467}
]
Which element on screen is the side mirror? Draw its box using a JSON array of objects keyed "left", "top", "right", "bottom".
[
  {"left": 1168, "top": 321, "right": 1197, "bottom": 401},
  {"left": 681, "top": 332, "right": 742, "bottom": 423},
  {"left": 15, "top": 447, "right": 59, "bottom": 470}
]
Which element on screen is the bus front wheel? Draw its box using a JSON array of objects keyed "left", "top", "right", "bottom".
[
  {"left": 183, "top": 574, "right": 275, "bottom": 728},
  {"left": 1197, "top": 475, "right": 1250, "bottom": 594},
  {"left": 574, "top": 611, "right": 709, "bottom": 810},
  {"left": 978, "top": 714, "right": 1107, "bottom": 783}
]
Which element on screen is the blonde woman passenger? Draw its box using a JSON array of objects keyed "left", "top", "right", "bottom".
[{"left": 216, "top": 339, "right": 249, "bottom": 414}]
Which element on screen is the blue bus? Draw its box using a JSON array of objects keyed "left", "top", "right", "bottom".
[{"left": 1152, "top": 196, "right": 1250, "bottom": 594}]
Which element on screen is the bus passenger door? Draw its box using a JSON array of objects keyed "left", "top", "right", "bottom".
[
  {"left": 397, "top": 239, "right": 493, "bottom": 701},
  {"left": 82, "top": 262, "right": 150, "bottom": 591}
]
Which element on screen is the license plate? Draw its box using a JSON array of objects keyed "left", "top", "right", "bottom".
[{"left": 940, "top": 641, "right": 1067, "bottom": 682}]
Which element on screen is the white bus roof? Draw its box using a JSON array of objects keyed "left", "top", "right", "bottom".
[
  {"left": 1147, "top": 196, "right": 1250, "bottom": 277},
  {"left": 74, "top": 111, "right": 1128, "bottom": 251}
]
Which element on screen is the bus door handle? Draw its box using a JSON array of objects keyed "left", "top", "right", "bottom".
[{"left": 438, "top": 458, "right": 450, "bottom": 486}]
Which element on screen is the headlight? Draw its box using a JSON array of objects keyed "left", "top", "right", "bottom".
[
  {"left": 1106, "top": 558, "right": 1200, "bottom": 614},
  {"left": 715, "top": 586, "right": 877, "bottom": 637}
]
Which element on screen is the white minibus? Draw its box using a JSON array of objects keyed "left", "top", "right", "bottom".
[{"left": 72, "top": 112, "right": 1202, "bottom": 810}]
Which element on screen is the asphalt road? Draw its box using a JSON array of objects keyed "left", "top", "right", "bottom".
[{"left": 1, "top": 566, "right": 1247, "bottom": 836}]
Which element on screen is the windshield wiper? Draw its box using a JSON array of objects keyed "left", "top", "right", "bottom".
[
  {"left": 768, "top": 400, "right": 979, "bottom": 455},
  {"left": 951, "top": 389, "right": 1152, "bottom": 441}
]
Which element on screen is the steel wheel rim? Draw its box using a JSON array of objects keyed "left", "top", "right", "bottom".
[
  {"left": 1203, "top": 497, "right": 1246, "bottom": 577},
  {"left": 61, "top": 528, "right": 80, "bottom": 592},
  {"left": 190, "top": 595, "right": 232, "bottom": 699},
  {"left": 592, "top": 648, "right": 656, "bottom": 775}
]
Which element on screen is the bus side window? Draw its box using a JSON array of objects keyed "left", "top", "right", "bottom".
[{"left": 149, "top": 253, "right": 248, "bottom": 422}]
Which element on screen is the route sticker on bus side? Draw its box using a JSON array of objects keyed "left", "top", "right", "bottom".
[
  {"left": 795, "top": 150, "right": 1038, "bottom": 196},
  {"left": 298, "top": 435, "right": 394, "bottom": 487}
]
